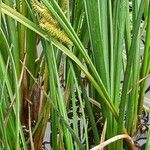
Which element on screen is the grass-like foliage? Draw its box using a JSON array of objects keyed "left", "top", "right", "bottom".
[{"left": 0, "top": 0, "right": 150, "bottom": 149}]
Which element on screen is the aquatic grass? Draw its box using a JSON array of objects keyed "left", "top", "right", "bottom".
[
  {"left": 138, "top": 2, "right": 150, "bottom": 115},
  {"left": 0, "top": 0, "right": 150, "bottom": 150},
  {"left": 145, "top": 127, "right": 150, "bottom": 150}
]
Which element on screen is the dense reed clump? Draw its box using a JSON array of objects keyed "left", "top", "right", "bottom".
[{"left": 0, "top": 0, "right": 150, "bottom": 150}]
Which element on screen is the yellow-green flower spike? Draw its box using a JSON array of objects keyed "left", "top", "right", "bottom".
[
  {"left": 31, "top": 0, "right": 73, "bottom": 46},
  {"left": 40, "top": 20, "right": 73, "bottom": 46},
  {"left": 31, "top": 0, "right": 59, "bottom": 27}
]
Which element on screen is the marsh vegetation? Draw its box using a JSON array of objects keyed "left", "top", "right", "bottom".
[{"left": 0, "top": 0, "right": 150, "bottom": 149}]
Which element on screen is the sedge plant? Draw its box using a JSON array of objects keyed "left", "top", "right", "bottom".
[{"left": 0, "top": 0, "right": 150, "bottom": 150}]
